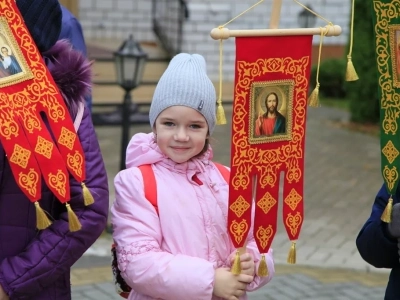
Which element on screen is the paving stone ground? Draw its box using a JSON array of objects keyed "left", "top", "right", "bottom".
[{"left": 70, "top": 263, "right": 388, "bottom": 300}]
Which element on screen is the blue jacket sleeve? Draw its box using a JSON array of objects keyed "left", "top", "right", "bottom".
[
  {"left": 0, "top": 108, "right": 109, "bottom": 298},
  {"left": 356, "top": 184, "right": 400, "bottom": 269},
  {"left": 59, "top": 6, "right": 87, "bottom": 56},
  {"left": 59, "top": 6, "right": 92, "bottom": 111}
]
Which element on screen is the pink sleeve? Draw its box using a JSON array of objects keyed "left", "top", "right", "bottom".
[{"left": 111, "top": 169, "right": 215, "bottom": 299}]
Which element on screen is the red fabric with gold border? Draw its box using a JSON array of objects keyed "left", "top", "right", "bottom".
[
  {"left": 228, "top": 36, "right": 313, "bottom": 258},
  {"left": 0, "top": 2, "right": 86, "bottom": 208}
]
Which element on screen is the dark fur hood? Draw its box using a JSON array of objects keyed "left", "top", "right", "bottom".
[{"left": 43, "top": 39, "right": 91, "bottom": 117}]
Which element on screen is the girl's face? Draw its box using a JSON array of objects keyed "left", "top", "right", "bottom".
[{"left": 154, "top": 105, "right": 209, "bottom": 164}]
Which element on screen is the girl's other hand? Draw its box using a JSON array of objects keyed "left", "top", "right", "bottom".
[{"left": 213, "top": 267, "right": 253, "bottom": 300}]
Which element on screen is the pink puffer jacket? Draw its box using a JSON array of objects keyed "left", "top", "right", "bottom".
[{"left": 111, "top": 133, "right": 274, "bottom": 300}]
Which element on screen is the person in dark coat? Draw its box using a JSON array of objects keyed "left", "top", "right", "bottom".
[
  {"left": 0, "top": 1, "right": 109, "bottom": 299},
  {"left": 356, "top": 184, "right": 400, "bottom": 300}
]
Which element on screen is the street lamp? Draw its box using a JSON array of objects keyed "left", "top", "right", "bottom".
[
  {"left": 114, "top": 35, "right": 148, "bottom": 170},
  {"left": 297, "top": 5, "right": 316, "bottom": 28}
]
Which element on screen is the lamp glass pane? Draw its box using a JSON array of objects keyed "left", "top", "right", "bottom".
[
  {"left": 134, "top": 57, "right": 146, "bottom": 86},
  {"left": 114, "top": 55, "right": 124, "bottom": 86},
  {"left": 123, "top": 56, "right": 137, "bottom": 87}
]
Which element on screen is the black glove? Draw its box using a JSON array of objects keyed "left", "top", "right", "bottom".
[{"left": 388, "top": 203, "right": 400, "bottom": 238}]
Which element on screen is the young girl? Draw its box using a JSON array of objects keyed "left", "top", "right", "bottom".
[{"left": 111, "top": 53, "right": 274, "bottom": 300}]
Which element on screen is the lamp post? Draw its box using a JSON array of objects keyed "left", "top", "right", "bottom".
[
  {"left": 297, "top": 5, "right": 316, "bottom": 28},
  {"left": 114, "top": 35, "right": 148, "bottom": 170}
]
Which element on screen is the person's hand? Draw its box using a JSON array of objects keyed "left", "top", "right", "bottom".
[
  {"left": 0, "top": 284, "right": 9, "bottom": 300},
  {"left": 388, "top": 203, "right": 400, "bottom": 238},
  {"left": 231, "top": 253, "right": 255, "bottom": 278},
  {"left": 213, "top": 267, "right": 253, "bottom": 300}
]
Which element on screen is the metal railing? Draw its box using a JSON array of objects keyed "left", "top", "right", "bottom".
[{"left": 152, "top": 0, "right": 189, "bottom": 57}]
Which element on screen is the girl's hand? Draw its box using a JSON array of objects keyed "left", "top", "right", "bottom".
[
  {"left": 238, "top": 253, "right": 255, "bottom": 278},
  {"left": 213, "top": 267, "right": 253, "bottom": 300},
  {"left": 230, "top": 253, "right": 255, "bottom": 278}
]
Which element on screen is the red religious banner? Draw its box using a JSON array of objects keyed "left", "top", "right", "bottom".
[
  {"left": 228, "top": 35, "right": 312, "bottom": 274},
  {"left": 0, "top": 0, "right": 93, "bottom": 231}
]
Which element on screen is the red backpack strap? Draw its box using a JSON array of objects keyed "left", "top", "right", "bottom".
[
  {"left": 138, "top": 165, "right": 158, "bottom": 214},
  {"left": 214, "top": 162, "right": 230, "bottom": 184}
]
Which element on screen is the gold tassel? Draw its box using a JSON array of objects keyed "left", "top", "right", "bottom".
[
  {"left": 231, "top": 250, "right": 241, "bottom": 275},
  {"left": 346, "top": 56, "right": 359, "bottom": 81},
  {"left": 34, "top": 201, "right": 52, "bottom": 230},
  {"left": 216, "top": 37, "right": 227, "bottom": 125},
  {"left": 257, "top": 254, "right": 268, "bottom": 277},
  {"left": 308, "top": 26, "right": 328, "bottom": 107},
  {"left": 81, "top": 182, "right": 94, "bottom": 206},
  {"left": 287, "top": 241, "right": 296, "bottom": 264},
  {"left": 216, "top": 103, "right": 226, "bottom": 125},
  {"left": 66, "top": 203, "right": 82, "bottom": 232},
  {"left": 345, "top": 0, "right": 358, "bottom": 82},
  {"left": 381, "top": 196, "right": 393, "bottom": 223},
  {"left": 308, "top": 84, "right": 320, "bottom": 107}
]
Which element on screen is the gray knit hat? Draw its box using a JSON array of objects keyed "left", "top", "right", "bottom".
[{"left": 149, "top": 53, "right": 216, "bottom": 134}]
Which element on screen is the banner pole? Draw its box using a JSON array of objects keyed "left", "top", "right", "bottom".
[
  {"left": 269, "top": 0, "right": 282, "bottom": 29},
  {"left": 210, "top": 25, "right": 342, "bottom": 40}
]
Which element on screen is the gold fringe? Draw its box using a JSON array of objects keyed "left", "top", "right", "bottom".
[
  {"left": 231, "top": 250, "right": 241, "bottom": 275},
  {"left": 34, "top": 201, "right": 52, "bottom": 230},
  {"left": 216, "top": 103, "right": 226, "bottom": 125},
  {"left": 308, "top": 26, "right": 329, "bottom": 108},
  {"left": 308, "top": 84, "right": 320, "bottom": 107},
  {"left": 381, "top": 196, "right": 393, "bottom": 223},
  {"left": 216, "top": 37, "right": 227, "bottom": 125},
  {"left": 287, "top": 241, "right": 297, "bottom": 264},
  {"left": 81, "top": 182, "right": 94, "bottom": 206},
  {"left": 345, "top": 0, "right": 358, "bottom": 82},
  {"left": 66, "top": 203, "right": 82, "bottom": 232},
  {"left": 345, "top": 56, "right": 359, "bottom": 81},
  {"left": 257, "top": 254, "right": 268, "bottom": 277}
]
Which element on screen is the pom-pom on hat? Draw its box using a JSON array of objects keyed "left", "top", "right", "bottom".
[{"left": 149, "top": 53, "right": 217, "bottom": 134}]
